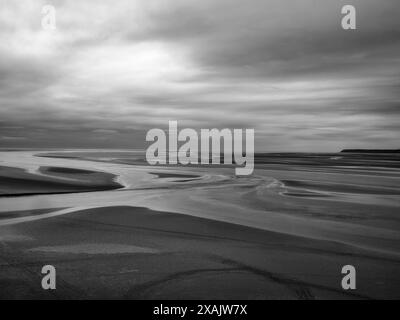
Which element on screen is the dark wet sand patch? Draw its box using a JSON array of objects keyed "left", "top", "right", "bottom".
[
  {"left": 150, "top": 172, "right": 201, "bottom": 179},
  {"left": 283, "top": 191, "right": 330, "bottom": 198},
  {"left": 41, "top": 167, "right": 97, "bottom": 174},
  {"left": 38, "top": 166, "right": 121, "bottom": 188},
  {"left": 282, "top": 179, "right": 400, "bottom": 195},
  {"left": 173, "top": 178, "right": 201, "bottom": 183},
  {"left": 35, "top": 154, "right": 78, "bottom": 159},
  {"left": 0, "top": 206, "right": 399, "bottom": 299},
  {"left": 0, "top": 165, "right": 122, "bottom": 197}
]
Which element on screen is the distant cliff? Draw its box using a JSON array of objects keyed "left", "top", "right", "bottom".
[{"left": 341, "top": 149, "right": 400, "bottom": 153}]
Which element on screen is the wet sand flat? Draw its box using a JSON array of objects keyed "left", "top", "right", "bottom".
[
  {"left": 0, "top": 150, "right": 399, "bottom": 300},
  {"left": 1, "top": 206, "right": 399, "bottom": 299}
]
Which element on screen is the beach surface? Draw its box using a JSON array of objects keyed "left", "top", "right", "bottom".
[{"left": 0, "top": 150, "right": 399, "bottom": 299}]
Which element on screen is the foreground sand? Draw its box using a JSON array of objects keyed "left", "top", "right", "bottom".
[{"left": 1, "top": 205, "right": 399, "bottom": 299}]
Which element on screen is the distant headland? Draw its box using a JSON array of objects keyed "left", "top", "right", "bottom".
[{"left": 341, "top": 149, "right": 400, "bottom": 153}]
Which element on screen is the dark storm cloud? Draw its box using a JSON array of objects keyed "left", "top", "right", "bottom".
[{"left": 124, "top": 0, "right": 400, "bottom": 77}]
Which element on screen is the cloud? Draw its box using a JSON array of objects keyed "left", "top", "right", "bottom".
[
  {"left": 0, "top": 0, "right": 399, "bottom": 150},
  {"left": 0, "top": 136, "right": 26, "bottom": 140},
  {"left": 92, "top": 129, "right": 118, "bottom": 134}
]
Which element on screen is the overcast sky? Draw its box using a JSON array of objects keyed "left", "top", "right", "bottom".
[{"left": 0, "top": 0, "right": 399, "bottom": 151}]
